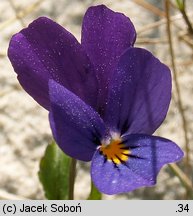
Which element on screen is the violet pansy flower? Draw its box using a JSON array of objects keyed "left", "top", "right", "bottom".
[{"left": 8, "top": 5, "right": 183, "bottom": 195}]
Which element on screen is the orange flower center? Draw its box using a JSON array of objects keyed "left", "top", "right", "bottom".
[{"left": 100, "top": 137, "right": 130, "bottom": 164}]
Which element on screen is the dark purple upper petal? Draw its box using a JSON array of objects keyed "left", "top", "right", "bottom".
[
  {"left": 49, "top": 80, "right": 105, "bottom": 161},
  {"left": 105, "top": 47, "right": 172, "bottom": 135},
  {"left": 81, "top": 5, "right": 136, "bottom": 114},
  {"left": 91, "top": 134, "right": 183, "bottom": 194},
  {"left": 8, "top": 17, "right": 98, "bottom": 110}
]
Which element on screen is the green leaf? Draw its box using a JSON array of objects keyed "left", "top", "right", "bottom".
[
  {"left": 87, "top": 181, "right": 102, "bottom": 200},
  {"left": 38, "top": 141, "right": 71, "bottom": 200}
]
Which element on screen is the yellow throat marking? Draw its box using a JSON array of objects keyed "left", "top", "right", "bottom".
[{"left": 100, "top": 138, "right": 130, "bottom": 164}]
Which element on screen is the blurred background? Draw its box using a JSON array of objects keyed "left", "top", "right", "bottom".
[{"left": 0, "top": 0, "right": 193, "bottom": 200}]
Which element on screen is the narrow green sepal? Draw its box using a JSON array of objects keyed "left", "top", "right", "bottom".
[{"left": 87, "top": 181, "right": 102, "bottom": 200}]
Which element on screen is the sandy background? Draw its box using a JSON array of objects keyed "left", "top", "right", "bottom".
[{"left": 0, "top": 0, "right": 193, "bottom": 200}]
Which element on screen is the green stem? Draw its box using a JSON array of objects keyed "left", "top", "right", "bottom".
[
  {"left": 177, "top": 0, "right": 193, "bottom": 35},
  {"left": 68, "top": 158, "right": 77, "bottom": 200},
  {"left": 168, "top": 164, "right": 193, "bottom": 199},
  {"left": 180, "top": 9, "right": 193, "bottom": 35},
  {"left": 165, "top": 0, "right": 190, "bottom": 176},
  {"left": 165, "top": 0, "right": 192, "bottom": 199}
]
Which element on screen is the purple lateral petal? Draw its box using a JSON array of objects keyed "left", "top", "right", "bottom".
[
  {"left": 49, "top": 80, "right": 105, "bottom": 161},
  {"left": 105, "top": 47, "right": 171, "bottom": 135},
  {"left": 81, "top": 5, "right": 136, "bottom": 114},
  {"left": 91, "top": 134, "right": 183, "bottom": 195},
  {"left": 8, "top": 17, "right": 98, "bottom": 110}
]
